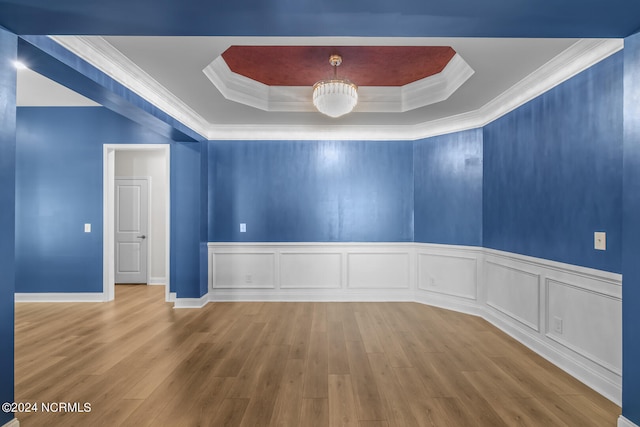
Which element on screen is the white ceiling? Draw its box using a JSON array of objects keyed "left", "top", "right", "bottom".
[
  {"left": 17, "top": 68, "right": 99, "bottom": 107},
  {"left": 17, "top": 36, "right": 623, "bottom": 140}
]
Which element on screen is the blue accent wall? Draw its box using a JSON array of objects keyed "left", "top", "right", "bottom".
[
  {"left": 171, "top": 142, "right": 205, "bottom": 298},
  {"left": 18, "top": 36, "right": 201, "bottom": 142},
  {"left": 15, "top": 107, "right": 174, "bottom": 293},
  {"left": 209, "top": 140, "right": 414, "bottom": 242},
  {"left": 0, "top": 27, "right": 17, "bottom": 427},
  {"left": 483, "top": 52, "right": 624, "bottom": 273},
  {"left": 622, "top": 32, "right": 640, "bottom": 425},
  {"left": 414, "top": 129, "right": 483, "bottom": 246}
]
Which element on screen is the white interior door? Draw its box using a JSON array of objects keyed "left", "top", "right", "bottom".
[{"left": 115, "top": 178, "right": 149, "bottom": 284}]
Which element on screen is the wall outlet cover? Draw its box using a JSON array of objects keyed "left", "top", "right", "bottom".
[{"left": 594, "top": 231, "right": 606, "bottom": 251}]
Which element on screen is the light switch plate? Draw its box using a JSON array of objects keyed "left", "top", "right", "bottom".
[
  {"left": 594, "top": 231, "right": 606, "bottom": 250},
  {"left": 240, "top": 223, "right": 246, "bottom": 233},
  {"left": 84, "top": 223, "right": 91, "bottom": 233}
]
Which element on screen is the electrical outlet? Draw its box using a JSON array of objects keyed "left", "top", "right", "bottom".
[
  {"left": 429, "top": 276, "right": 436, "bottom": 287},
  {"left": 553, "top": 317, "right": 563, "bottom": 334},
  {"left": 240, "top": 223, "right": 247, "bottom": 233},
  {"left": 245, "top": 274, "right": 252, "bottom": 284},
  {"left": 84, "top": 223, "right": 91, "bottom": 233}
]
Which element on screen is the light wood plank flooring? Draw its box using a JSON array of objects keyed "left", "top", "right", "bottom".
[{"left": 14, "top": 285, "right": 620, "bottom": 426}]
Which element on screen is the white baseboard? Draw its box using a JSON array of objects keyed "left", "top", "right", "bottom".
[
  {"left": 207, "top": 241, "right": 622, "bottom": 405},
  {"left": 173, "top": 293, "right": 208, "bottom": 309},
  {"left": 15, "top": 293, "right": 106, "bottom": 303},
  {"left": 167, "top": 292, "right": 176, "bottom": 303},
  {"left": 482, "top": 306, "right": 621, "bottom": 404},
  {"left": 148, "top": 277, "right": 166, "bottom": 285},
  {"left": 2, "top": 418, "right": 20, "bottom": 427},
  {"left": 619, "top": 416, "right": 640, "bottom": 427},
  {"left": 414, "top": 289, "right": 484, "bottom": 318}
]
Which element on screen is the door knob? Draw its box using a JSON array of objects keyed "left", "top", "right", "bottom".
[{"left": 137, "top": 235, "right": 146, "bottom": 239}]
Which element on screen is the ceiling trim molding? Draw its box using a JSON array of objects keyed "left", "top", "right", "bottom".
[
  {"left": 50, "top": 35, "right": 210, "bottom": 138},
  {"left": 474, "top": 38, "right": 624, "bottom": 128},
  {"left": 400, "top": 53, "right": 474, "bottom": 112},
  {"left": 206, "top": 38, "right": 623, "bottom": 140},
  {"left": 49, "top": 36, "right": 622, "bottom": 142},
  {"left": 203, "top": 52, "right": 474, "bottom": 113}
]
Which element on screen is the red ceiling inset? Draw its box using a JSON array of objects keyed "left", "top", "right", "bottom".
[{"left": 221, "top": 46, "right": 456, "bottom": 87}]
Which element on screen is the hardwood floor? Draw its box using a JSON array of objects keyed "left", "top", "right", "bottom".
[{"left": 14, "top": 285, "right": 620, "bottom": 426}]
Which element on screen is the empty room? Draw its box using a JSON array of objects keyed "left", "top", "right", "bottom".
[{"left": 1, "top": 1, "right": 640, "bottom": 426}]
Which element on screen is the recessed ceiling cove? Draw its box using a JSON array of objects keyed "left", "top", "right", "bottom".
[{"left": 203, "top": 45, "right": 474, "bottom": 113}]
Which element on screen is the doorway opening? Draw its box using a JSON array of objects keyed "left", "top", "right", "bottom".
[{"left": 103, "top": 144, "right": 171, "bottom": 302}]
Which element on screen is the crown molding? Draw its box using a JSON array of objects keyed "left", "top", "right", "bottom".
[
  {"left": 205, "top": 38, "right": 623, "bottom": 140},
  {"left": 474, "top": 38, "right": 623, "bottom": 128},
  {"left": 203, "top": 52, "right": 473, "bottom": 113},
  {"left": 400, "top": 53, "right": 475, "bottom": 112},
  {"left": 49, "top": 37, "right": 622, "bottom": 142},
  {"left": 49, "top": 35, "right": 210, "bottom": 138}
]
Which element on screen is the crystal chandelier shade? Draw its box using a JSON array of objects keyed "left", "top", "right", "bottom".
[{"left": 312, "top": 55, "right": 358, "bottom": 118}]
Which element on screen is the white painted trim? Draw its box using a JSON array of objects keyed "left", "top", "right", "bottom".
[
  {"left": 481, "top": 304, "right": 622, "bottom": 407},
  {"left": 168, "top": 292, "right": 176, "bottom": 303},
  {"left": 15, "top": 293, "right": 107, "bottom": 303},
  {"left": 207, "top": 241, "right": 417, "bottom": 248},
  {"left": 2, "top": 418, "right": 20, "bottom": 427},
  {"left": 483, "top": 247, "right": 623, "bottom": 286},
  {"left": 50, "top": 37, "right": 622, "bottom": 141},
  {"left": 104, "top": 145, "right": 171, "bottom": 303},
  {"left": 544, "top": 277, "right": 622, "bottom": 376},
  {"left": 619, "top": 416, "right": 640, "bottom": 427},
  {"left": 207, "top": 241, "right": 622, "bottom": 405},
  {"left": 148, "top": 277, "right": 167, "bottom": 285},
  {"left": 206, "top": 39, "right": 622, "bottom": 140},
  {"left": 203, "top": 52, "right": 474, "bottom": 113},
  {"left": 51, "top": 36, "right": 209, "bottom": 139},
  {"left": 174, "top": 294, "right": 209, "bottom": 309}
]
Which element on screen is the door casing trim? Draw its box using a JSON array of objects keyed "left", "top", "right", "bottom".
[{"left": 103, "top": 144, "right": 171, "bottom": 301}]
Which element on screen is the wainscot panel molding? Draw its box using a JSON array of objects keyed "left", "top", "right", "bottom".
[
  {"left": 619, "top": 415, "right": 640, "bottom": 427},
  {"left": 208, "top": 242, "right": 416, "bottom": 301},
  {"left": 205, "top": 242, "right": 622, "bottom": 404},
  {"left": 484, "top": 260, "right": 541, "bottom": 332},
  {"left": 482, "top": 247, "right": 622, "bottom": 405},
  {"left": 15, "top": 293, "right": 106, "bottom": 303}
]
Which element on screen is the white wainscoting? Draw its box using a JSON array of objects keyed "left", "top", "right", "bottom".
[
  {"left": 205, "top": 242, "right": 622, "bottom": 404},
  {"left": 485, "top": 260, "right": 541, "bottom": 332},
  {"left": 481, "top": 248, "right": 622, "bottom": 405},
  {"left": 208, "top": 243, "right": 415, "bottom": 301}
]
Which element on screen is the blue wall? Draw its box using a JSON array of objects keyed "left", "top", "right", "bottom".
[
  {"left": 171, "top": 142, "right": 206, "bottom": 298},
  {"left": 622, "top": 32, "right": 640, "bottom": 425},
  {"left": 209, "top": 140, "right": 414, "bottom": 242},
  {"left": 414, "top": 129, "right": 483, "bottom": 246},
  {"left": 15, "top": 107, "right": 176, "bottom": 293},
  {"left": 483, "top": 52, "right": 624, "bottom": 273},
  {"left": 0, "top": 27, "right": 17, "bottom": 427}
]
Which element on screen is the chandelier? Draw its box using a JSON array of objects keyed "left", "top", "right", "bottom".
[{"left": 312, "top": 54, "right": 358, "bottom": 118}]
